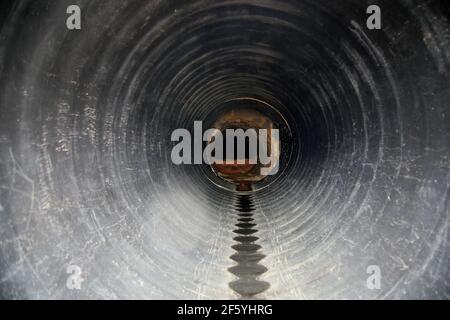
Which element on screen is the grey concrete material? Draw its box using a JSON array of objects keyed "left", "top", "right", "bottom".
[{"left": 0, "top": 0, "right": 449, "bottom": 299}]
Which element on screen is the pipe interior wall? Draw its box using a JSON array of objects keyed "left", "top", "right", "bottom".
[{"left": 0, "top": 0, "right": 449, "bottom": 299}]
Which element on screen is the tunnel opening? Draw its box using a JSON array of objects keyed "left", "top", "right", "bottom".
[{"left": 208, "top": 106, "right": 283, "bottom": 193}]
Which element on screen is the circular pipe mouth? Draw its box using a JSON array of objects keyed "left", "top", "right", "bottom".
[
  {"left": 205, "top": 100, "right": 291, "bottom": 191},
  {"left": 0, "top": 0, "right": 449, "bottom": 299},
  {"left": 199, "top": 97, "right": 294, "bottom": 193}
]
